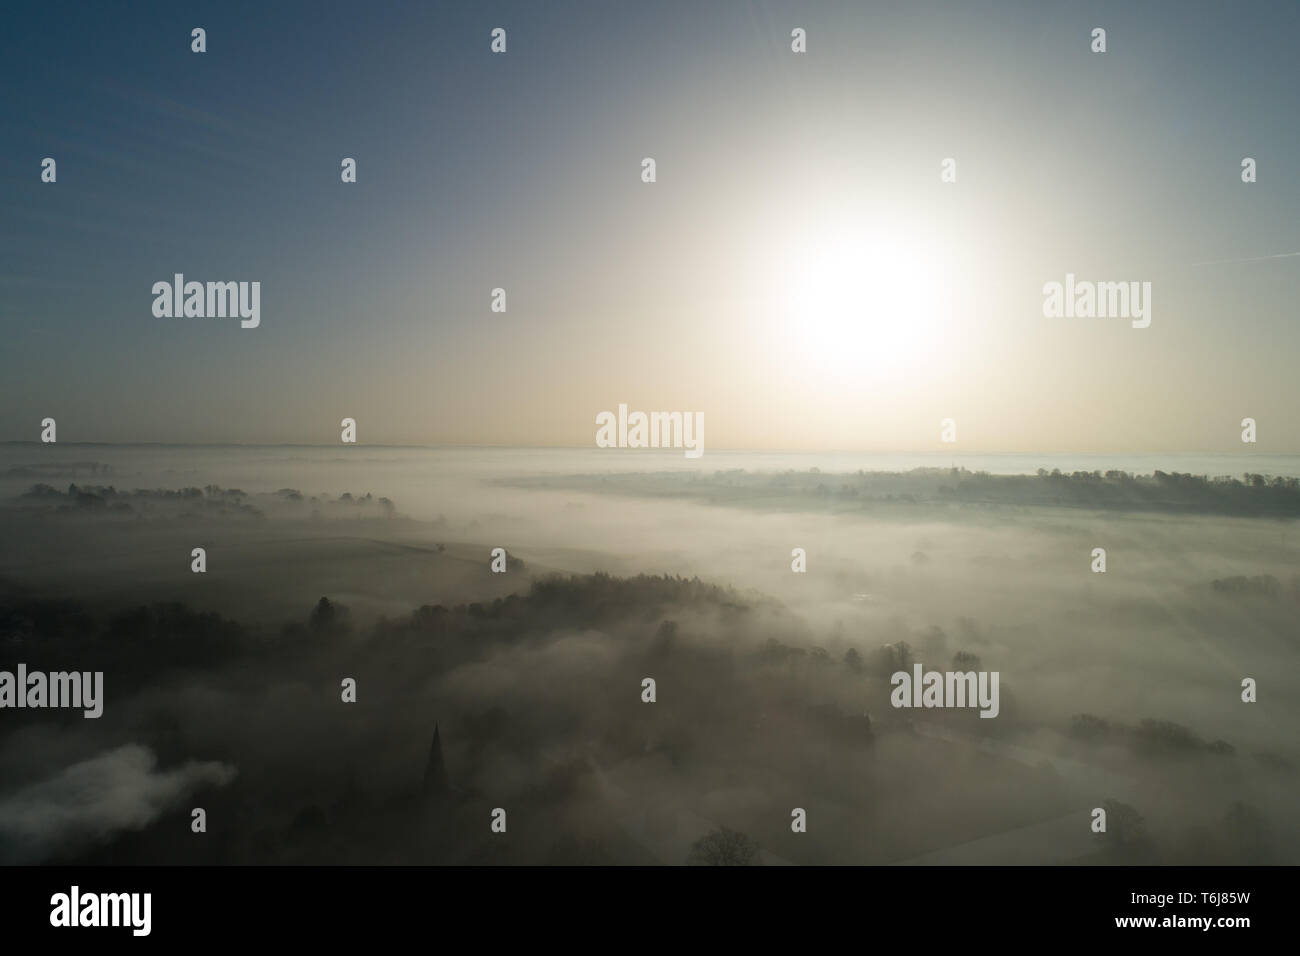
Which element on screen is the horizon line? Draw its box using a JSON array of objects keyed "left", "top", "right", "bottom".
[{"left": 2, "top": 440, "right": 1298, "bottom": 457}]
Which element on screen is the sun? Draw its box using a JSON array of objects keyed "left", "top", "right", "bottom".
[{"left": 776, "top": 230, "right": 950, "bottom": 383}]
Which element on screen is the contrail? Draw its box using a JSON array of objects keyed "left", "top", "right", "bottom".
[{"left": 1189, "top": 251, "right": 1300, "bottom": 266}]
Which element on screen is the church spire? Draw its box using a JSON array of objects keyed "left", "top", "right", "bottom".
[{"left": 424, "top": 723, "right": 449, "bottom": 796}]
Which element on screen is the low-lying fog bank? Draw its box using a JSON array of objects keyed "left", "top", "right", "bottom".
[{"left": 1, "top": 450, "right": 1295, "bottom": 864}]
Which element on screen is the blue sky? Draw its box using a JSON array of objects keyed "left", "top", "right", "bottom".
[{"left": 2, "top": 1, "right": 1298, "bottom": 451}]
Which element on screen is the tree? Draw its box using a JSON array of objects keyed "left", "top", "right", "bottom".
[
  {"left": 1103, "top": 799, "right": 1146, "bottom": 847},
  {"left": 891, "top": 640, "right": 914, "bottom": 673},
  {"left": 686, "top": 827, "right": 762, "bottom": 866},
  {"left": 309, "top": 596, "right": 352, "bottom": 636}
]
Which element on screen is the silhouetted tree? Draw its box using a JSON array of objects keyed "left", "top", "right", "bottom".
[
  {"left": 309, "top": 596, "right": 352, "bottom": 636},
  {"left": 1103, "top": 799, "right": 1146, "bottom": 847},
  {"left": 687, "top": 827, "right": 762, "bottom": 866}
]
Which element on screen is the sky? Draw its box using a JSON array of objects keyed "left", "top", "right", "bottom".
[{"left": 2, "top": 0, "right": 1298, "bottom": 453}]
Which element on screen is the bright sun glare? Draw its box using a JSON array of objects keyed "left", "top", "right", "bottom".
[{"left": 778, "top": 232, "right": 950, "bottom": 382}]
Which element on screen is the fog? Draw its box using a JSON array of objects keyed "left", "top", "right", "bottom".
[{"left": 0, "top": 445, "right": 1296, "bottom": 864}]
